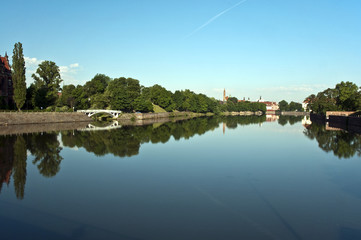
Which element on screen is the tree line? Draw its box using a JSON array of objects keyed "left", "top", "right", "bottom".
[
  {"left": 221, "top": 97, "right": 267, "bottom": 112},
  {"left": 305, "top": 81, "right": 361, "bottom": 114},
  {"left": 278, "top": 100, "right": 303, "bottom": 112},
  {"left": 5, "top": 42, "right": 268, "bottom": 114}
]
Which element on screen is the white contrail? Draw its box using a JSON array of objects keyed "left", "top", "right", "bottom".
[{"left": 184, "top": 0, "right": 247, "bottom": 39}]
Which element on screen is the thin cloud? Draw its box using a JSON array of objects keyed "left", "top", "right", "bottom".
[
  {"left": 24, "top": 56, "right": 81, "bottom": 85},
  {"left": 257, "top": 84, "right": 328, "bottom": 93},
  {"left": 70, "top": 63, "right": 79, "bottom": 68},
  {"left": 184, "top": 0, "right": 247, "bottom": 39}
]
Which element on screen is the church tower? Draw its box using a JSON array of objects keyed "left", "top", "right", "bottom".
[{"left": 223, "top": 89, "right": 226, "bottom": 102}]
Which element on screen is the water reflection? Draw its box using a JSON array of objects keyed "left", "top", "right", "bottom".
[
  {"left": 1, "top": 115, "right": 360, "bottom": 201},
  {"left": 277, "top": 115, "right": 304, "bottom": 126},
  {"left": 27, "top": 133, "right": 63, "bottom": 177},
  {"left": 0, "top": 135, "right": 27, "bottom": 199},
  {"left": 304, "top": 122, "right": 361, "bottom": 159}
]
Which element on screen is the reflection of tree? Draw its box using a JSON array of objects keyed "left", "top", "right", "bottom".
[
  {"left": 278, "top": 115, "right": 303, "bottom": 126},
  {"left": 223, "top": 115, "right": 266, "bottom": 129},
  {"left": 304, "top": 123, "right": 361, "bottom": 159},
  {"left": 0, "top": 136, "right": 15, "bottom": 194},
  {"left": 62, "top": 116, "right": 265, "bottom": 158},
  {"left": 13, "top": 135, "right": 27, "bottom": 199},
  {"left": 0, "top": 135, "right": 27, "bottom": 200},
  {"left": 25, "top": 133, "right": 63, "bottom": 177}
]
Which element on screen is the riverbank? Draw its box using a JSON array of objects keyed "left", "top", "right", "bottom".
[
  {"left": 220, "top": 111, "right": 263, "bottom": 116},
  {"left": 278, "top": 111, "right": 310, "bottom": 116},
  {"left": 310, "top": 112, "right": 361, "bottom": 134},
  {"left": 0, "top": 111, "right": 213, "bottom": 126},
  {"left": 0, "top": 112, "right": 91, "bottom": 126},
  {"left": 117, "top": 112, "right": 214, "bottom": 120}
]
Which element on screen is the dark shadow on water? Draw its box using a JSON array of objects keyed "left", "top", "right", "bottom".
[
  {"left": 0, "top": 201, "right": 146, "bottom": 240},
  {"left": 248, "top": 180, "right": 303, "bottom": 240},
  {"left": 339, "top": 227, "right": 361, "bottom": 240}
]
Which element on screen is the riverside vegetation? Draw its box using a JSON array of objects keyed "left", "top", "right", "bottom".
[
  {"left": 1, "top": 42, "right": 269, "bottom": 114},
  {"left": 305, "top": 81, "right": 361, "bottom": 114}
]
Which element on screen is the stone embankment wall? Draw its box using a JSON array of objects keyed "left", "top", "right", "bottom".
[
  {"left": 0, "top": 112, "right": 91, "bottom": 126},
  {"left": 280, "top": 111, "right": 310, "bottom": 116},
  {"left": 0, "top": 111, "right": 211, "bottom": 126},
  {"left": 117, "top": 112, "right": 212, "bottom": 120},
  {"left": 311, "top": 112, "right": 361, "bottom": 133},
  {"left": 326, "top": 111, "right": 356, "bottom": 119},
  {"left": 221, "top": 111, "right": 263, "bottom": 116}
]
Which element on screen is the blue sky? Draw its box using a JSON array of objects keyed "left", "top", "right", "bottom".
[{"left": 1, "top": 0, "right": 361, "bottom": 102}]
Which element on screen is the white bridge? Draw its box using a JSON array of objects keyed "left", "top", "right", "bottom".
[{"left": 77, "top": 109, "right": 122, "bottom": 118}]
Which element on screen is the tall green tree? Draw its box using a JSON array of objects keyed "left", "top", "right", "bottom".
[
  {"left": 32, "top": 61, "right": 62, "bottom": 108},
  {"left": 12, "top": 42, "right": 26, "bottom": 111}
]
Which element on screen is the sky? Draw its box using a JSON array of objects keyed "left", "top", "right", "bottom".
[{"left": 1, "top": 0, "right": 361, "bottom": 102}]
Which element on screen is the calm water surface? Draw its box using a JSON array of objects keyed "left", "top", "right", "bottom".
[{"left": 1, "top": 116, "right": 361, "bottom": 240}]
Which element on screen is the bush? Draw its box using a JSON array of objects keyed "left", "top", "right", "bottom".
[{"left": 45, "top": 106, "right": 54, "bottom": 112}]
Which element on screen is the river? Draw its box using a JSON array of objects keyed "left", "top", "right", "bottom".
[{"left": 1, "top": 115, "right": 361, "bottom": 240}]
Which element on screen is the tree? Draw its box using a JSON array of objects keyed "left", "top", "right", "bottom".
[
  {"left": 149, "top": 85, "right": 174, "bottom": 112},
  {"left": 106, "top": 77, "right": 141, "bottom": 111},
  {"left": 133, "top": 95, "right": 153, "bottom": 112},
  {"left": 278, "top": 100, "right": 289, "bottom": 111},
  {"left": 12, "top": 42, "right": 26, "bottom": 111},
  {"left": 32, "top": 61, "right": 62, "bottom": 108},
  {"left": 59, "top": 84, "right": 76, "bottom": 108},
  {"left": 84, "top": 74, "right": 110, "bottom": 96},
  {"left": 335, "top": 81, "right": 359, "bottom": 110},
  {"left": 227, "top": 97, "right": 238, "bottom": 104},
  {"left": 288, "top": 101, "right": 303, "bottom": 111}
]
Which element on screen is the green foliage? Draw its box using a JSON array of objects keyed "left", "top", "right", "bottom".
[
  {"left": 84, "top": 74, "right": 110, "bottom": 96},
  {"left": 12, "top": 42, "right": 26, "bottom": 111},
  {"left": 59, "top": 84, "right": 76, "bottom": 108},
  {"left": 90, "top": 93, "right": 109, "bottom": 109},
  {"left": 335, "top": 81, "right": 359, "bottom": 110},
  {"left": 227, "top": 97, "right": 238, "bottom": 104},
  {"left": 133, "top": 95, "right": 153, "bottom": 112},
  {"left": 106, "top": 77, "right": 141, "bottom": 112},
  {"left": 149, "top": 84, "right": 175, "bottom": 111},
  {"left": 278, "top": 100, "right": 288, "bottom": 111},
  {"left": 278, "top": 100, "right": 303, "bottom": 111},
  {"left": 288, "top": 101, "right": 303, "bottom": 111},
  {"left": 32, "top": 61, "right": 62, "bottom": 108},
  {"left": 306, "top": 81, "right": 361, "bottom": 114},
  {"left": 225, "top": 101, "right": 266, "bottom": 112}
]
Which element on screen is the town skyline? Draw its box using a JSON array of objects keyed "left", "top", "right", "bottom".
[{"left": 1, "top": 0, "right": 360, "bottom": 103}]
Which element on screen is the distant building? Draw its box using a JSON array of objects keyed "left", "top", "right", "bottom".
[
  {"left": 222, "top": 91, "right": 279, "bottom": 111},
  {"left": 257, "top": 96, "right": 279, "bottom": 111},
  {"left": 0, "top": 52, "right": 13, "bottom": 107},
  {"left": 302, "top": 99, "right": 310, "bottom": 112}
]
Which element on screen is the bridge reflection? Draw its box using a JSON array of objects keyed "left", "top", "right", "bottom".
[{"left": 80, "top": 121, "right": 122, "bottom": 131}]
